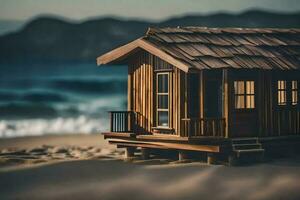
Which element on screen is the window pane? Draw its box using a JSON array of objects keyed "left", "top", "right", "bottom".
[
  {"left": 278, "top": 91, "right": 286, "bottom": 105},
  {"left": 235, "top": 95, "right": 244, "bottom": 109},
  {"left": 278, "top": 80, "right": 286, "bottom": 90},
  {"left": 157, "top": 73, "right": 169, "bottom": 127},
  {"left": 158, "top": 111, "right": 168, "bottom": 127},
  {"left": 292, "top": 80, "right": 298, "bottom": 90},
  {"left": 158, "top": 95, "right": 168, "bottom": 109},
  {"left": 292, "top": 80, "right": 298, "bottom": 105},
  {"left": 277, "top": 80, "right": 287, "bottom": 106},
  {"left": 292, "top": 90, "right": 298, "bottom": 105},
  {"left": 234, "top": 81, "right": 244, "bottom": 94},
  {"left": 246, "top": 81, "right": 254, "bottom": 95},
  {"left": 158, "top": 74, "right": 168, "bottom": 93},
  {"left": 246, "top": 95, "right": 255, "bottom": 108}
]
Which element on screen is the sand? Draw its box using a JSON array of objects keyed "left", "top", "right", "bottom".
[
  {"left": 0, "top": 134, "right": 122, "bottom": 169},
  {"left": 1, "top": 134, "right": 300, "bottom": 200}
]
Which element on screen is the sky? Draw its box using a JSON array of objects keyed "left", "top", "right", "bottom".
[{"left": 0, "top": 0, "right": 300, "bottom": 21}]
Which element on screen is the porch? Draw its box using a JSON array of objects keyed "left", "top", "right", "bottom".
[
  {"left": 107, "top": 111, "right": 226, "bottom": 138},
  {"left": 102, "top": 111, "right": 267, "bottom": 164}
]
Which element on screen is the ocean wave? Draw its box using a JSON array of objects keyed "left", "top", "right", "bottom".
[
  {"left": 0, "top": 90, "right": 68, "bottom": 103},
  {"left": 0, "top": 103, "right": 59, "bottom": 119},
  {"left": 21, "top": 91, "right": 68, "bottom": 102},
  {"left": 0, "top": 92, "right": 19, "bottom": 101},
  {"left": 0, "top": 95, "right": 127, "bottom": 120},
  {"left": 0, "top": 116, "right": 109, "bottom": 138},
  {"left": 0, "top": 78, "right": 127, "bottom": 95},
  {"left": 50, "top": 79, "right": 127, "bottom": 94}
]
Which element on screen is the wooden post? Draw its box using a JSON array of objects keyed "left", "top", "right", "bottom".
[
  {"left": 207, "top": 153, "right": 217, "bottom": 165},
  {"left": 178, "top": 151, "right": 189, "bottom": 161},
  {"left": 228, "top": 154, "right": 237, "bottom": 166},
  {"left": 259, "top": 151, "right": 265, "bottom": 163},
  {"left": 222, "top": 69, "right": 229, "bottom": 138},
  {"left": 128, "top": 65, "right": 133, "bottom": 111},
  {"left": 199, "top": 70, "right": 204, "bottom": 119},
  {"left": 131, "top": 111, "right": 136, "bottom": 132},
  {"left": 185, "top": 73, "right": 188, "bottom": 119},
  {"left": 199, "top": 71, "right": 204, "bottom": 136},
  {"left": 110, "top": 112, "right": 113, "bottom": 132},
  {"left": 141, "top": 148, "right": 150, "bottom": 160},
  {"left": 124, "top": 147, "right": 135, "bottom": 159}
]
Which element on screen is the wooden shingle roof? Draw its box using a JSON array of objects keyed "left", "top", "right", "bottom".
[
  {"left": 97, "top": 27, "right": 300, "bottom": 71},
  {"left": 145, "top": 27, "right": 300, "bottom": 70}
]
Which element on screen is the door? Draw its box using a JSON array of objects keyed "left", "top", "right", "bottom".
[
  {"left": 231, "top": 80, "right": 258, "bottom": 137},
  {"left": 204, "top": 80, "right": 222, "bottom": 118}
]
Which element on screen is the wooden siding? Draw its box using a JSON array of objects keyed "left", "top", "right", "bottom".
[
  {"left": 228, "top": 69, "right": 300, "bottom": 137},
  {"left": 127, "top": 50, "right": 299, "bottom": 138},
  {"left": 259, "top": 71, "right": 300, "bottom": 136},
  {"left": 128, "top": 50, "right": 187, "bottom": 136}
]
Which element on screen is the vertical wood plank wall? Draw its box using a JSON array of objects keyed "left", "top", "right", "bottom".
[
  {"left": 228, "top": 69, "right": 300, "bottom": 137},
  {"left": 259, "top": 71, "right": 300, "bottom": 137},
  {"left": 128, "top": 50, "right": 186, "bottom": 135},
  {"left": 128, "top": 52, "right": 299, "bottom": 137},
  {"left": 222, "top": 69, "right": 229, "bottom": 138}
]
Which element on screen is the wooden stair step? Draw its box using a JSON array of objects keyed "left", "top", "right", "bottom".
[
  {"left": 235, "top": 148, "right": 265, "bottom": 157},
  {"left": 235, "top": 149, "right": 264, "bottom": 153},
  {"left": 233, "top": 143, "right": 262, "bottom": 150},
  {"left": 232, "top": 138, "right": 258, "bottom": 144}
]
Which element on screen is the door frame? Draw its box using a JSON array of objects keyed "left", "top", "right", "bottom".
[{"left": 204, "top": 78, "right": 223, "bottom": 118}]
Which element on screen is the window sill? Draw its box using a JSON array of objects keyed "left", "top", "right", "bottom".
[
  {"left": 233, "top": 108, "right": 256, "bottom": 113},
  {"left": 275, "top": 105, "right": 299, "bottom": 110},
  {"left": 152, "top": 127, "right": 174, "bottom": 134}
]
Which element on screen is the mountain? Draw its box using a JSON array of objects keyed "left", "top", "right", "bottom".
[
  {"left": 0, "top": 10, "right": 299, "bottom": 64},
  {"left": 0, "top": 20, "right": 25, "bottom": 36}
]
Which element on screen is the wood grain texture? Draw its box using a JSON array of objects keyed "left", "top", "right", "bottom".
[{"left": 98, "top": 27, "right": 300, "bottom": 71}]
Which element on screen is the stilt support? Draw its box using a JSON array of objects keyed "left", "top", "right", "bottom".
[
  {"left": 207, "top": 153, "right": 217, "bottom": 165},
  {"left": 178, "top": 151, "right": 189, "bottom": 161},
  {"left": 141, "top": 148, "right": 150, "bottom": 160},
  {"left": 228, "top": 154, "right": 237, "bottom": 166},
  {"left": 125, "top": 147, "right": 135, "bottom": 159}
]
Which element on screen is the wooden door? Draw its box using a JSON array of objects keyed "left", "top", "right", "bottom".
[
  {"left": 231, "top": 80, "right": 258, "bottom": 137},
  {"left": 204, "top": 80, "right": 222, "bottom": 118}
]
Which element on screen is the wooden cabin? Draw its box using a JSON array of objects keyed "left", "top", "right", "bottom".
[{"left": 97, "top": 27, "right": 300, "bottom": 164}]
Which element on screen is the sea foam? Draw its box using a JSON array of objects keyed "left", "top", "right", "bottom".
[{"left": 0, "top": 116, "right": 109, "bottom": 138}]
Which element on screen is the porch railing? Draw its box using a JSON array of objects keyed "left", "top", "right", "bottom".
[
  {"left": 181, "top": 118, "right": 226, "bottom": 137},
  {"left": 109, "top": 111, "right": 136, "bottom": 132}
]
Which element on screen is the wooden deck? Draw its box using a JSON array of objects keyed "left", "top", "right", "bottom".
[
  {"left": 103, "top": 132, "right": 231, "bottom": 153},
  {"left": 103, "top": 132, "right": 300, "bottom": 154}
]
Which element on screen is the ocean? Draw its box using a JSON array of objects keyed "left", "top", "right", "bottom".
[{"left": 0, "top": 63, "right": 127, "bottom": 138}]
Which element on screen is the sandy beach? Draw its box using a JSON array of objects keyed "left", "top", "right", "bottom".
[{"left": 1, "top": 134, "right": 300, "bottom": 200}]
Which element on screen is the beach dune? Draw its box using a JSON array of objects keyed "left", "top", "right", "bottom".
[{"left": 1, "top": 134, "right": 300, "bottom": 200}]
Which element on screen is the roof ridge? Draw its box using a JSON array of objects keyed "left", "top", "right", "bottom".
[{"left": 146, "top": 27, "right": 300, "bottom": 35}]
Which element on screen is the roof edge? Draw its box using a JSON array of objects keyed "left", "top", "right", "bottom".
[{"left": 96, "top": 38, "right": 190, "bottom": 72}]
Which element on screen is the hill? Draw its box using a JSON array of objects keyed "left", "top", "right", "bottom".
[{"left": 0, "top": 10, "right": 299, "bottom": 64}]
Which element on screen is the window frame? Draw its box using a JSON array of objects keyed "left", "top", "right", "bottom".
[
  {"left": 156, "top": 72, "right": 169, "bottom": 128},
  {"left": 292, "top": 80, "right": 298, "bottom": 106},
  {"left": 234, "top": 80, "right": 255, "bottom": 110},
  {"left": 277, "top": 80, "right": 287, "bottom": 106},
  {"left": 276, "top": 80, "right": 299, "bottom": 107}
]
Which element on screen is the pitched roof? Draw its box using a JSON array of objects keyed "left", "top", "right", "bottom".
[{"left": 97, "top": 27, "right": 300, "bottom": 71}]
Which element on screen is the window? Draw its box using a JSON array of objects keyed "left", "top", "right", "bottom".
[
  {"left": 234, "top": 81, "right": 255, "bottom": 109},
  {"left": 292, "top": 80, "right": 298, "bottom": 105},
  {"left": 277, "top": 80, "right": 287, "bottom": 105},
  {"left": 277, "top": 80, "right": 298, "bottom": 106},
  {"left": 157, "top": 73, "right": 169, "bottom": 127}
]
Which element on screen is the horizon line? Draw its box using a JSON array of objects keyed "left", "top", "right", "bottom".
[{"left": 1, "top": 8, "right": 300, "bottom": 23}]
